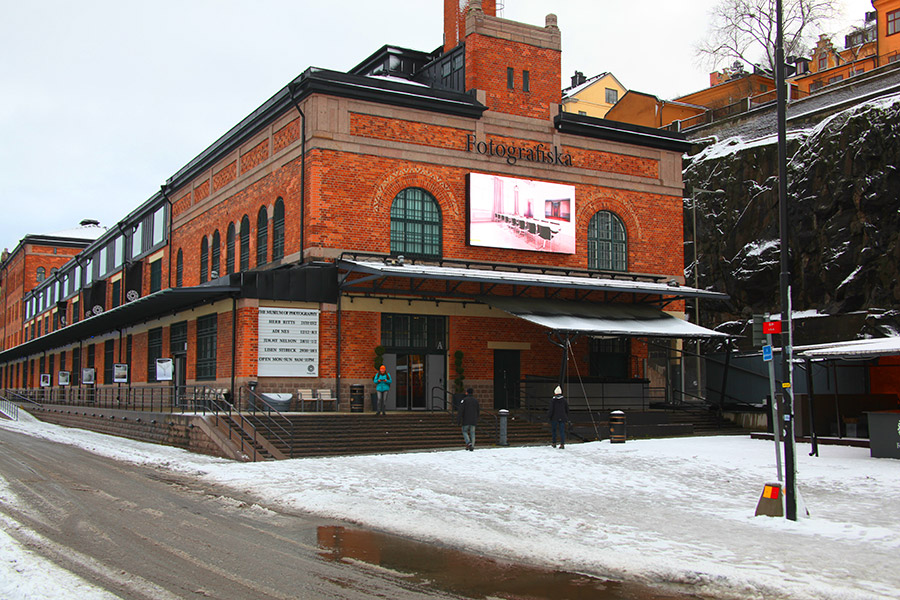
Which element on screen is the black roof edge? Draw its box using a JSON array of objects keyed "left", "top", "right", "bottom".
[
  {"left": 165, "top": 68, "right": 486, "bottom": 193},
  {"left": 554, "top": 111, "right": 692, "bottom": 153}
]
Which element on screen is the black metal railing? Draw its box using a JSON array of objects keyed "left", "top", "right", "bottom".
[{"left": 240, "top": 386, "right": 295, "bottom": 459}]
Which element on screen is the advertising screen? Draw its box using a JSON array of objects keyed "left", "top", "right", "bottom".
[{"left": 467, "top": 172, "right": 575, "bottom": 254}]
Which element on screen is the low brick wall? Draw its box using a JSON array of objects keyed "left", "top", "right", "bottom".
[{"left": 26, "top": 405, "right": 230, "bottom": 459}]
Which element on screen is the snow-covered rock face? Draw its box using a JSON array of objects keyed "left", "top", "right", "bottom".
[{"left": 683, "top": 93, "right": 900, "bottom": 333}]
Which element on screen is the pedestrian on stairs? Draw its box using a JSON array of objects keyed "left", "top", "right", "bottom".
[
  {"left": 373, "top": 365, "right": 391, "bottom": 415},
  {"left": 458, "top": 388, "right": 480, "bottom": 451},
  {"left": 547, "top": 385, "right": 568, "bottom": 449}
]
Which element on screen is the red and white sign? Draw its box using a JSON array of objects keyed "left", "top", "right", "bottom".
[{"left": 762, "top": 321, "right": 782, "bottom": 334}]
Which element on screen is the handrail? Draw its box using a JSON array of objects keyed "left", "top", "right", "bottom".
[
  {"left": 0, "top": 397, "right": 19, "bottom": 421},
  {"left": 4, "top": 389, "right": 42, "bottom": 407},
  {"left": 430, "top": 385, "right": 452, "bottom": 412},
  {"left": 242, "top": 386, "right": 295, "bottom": 458}
]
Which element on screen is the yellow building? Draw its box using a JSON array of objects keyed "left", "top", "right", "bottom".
[{"left": 561, "top": 71, "right": 627, "bottom": 118}]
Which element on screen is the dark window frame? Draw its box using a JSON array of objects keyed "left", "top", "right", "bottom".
[
  {"left": 211, "top": 230, "right": 221, "bottom": 278},
  {"left": 240, "top": 216, "right": 251, "bottom": 271},
  {"left": 226, "top": 223, "right": 236, "bottom": 274},
  {"left": 272, "top": 198, "right": 285, "bottom": 261},
  {"left": 257, "top": 207, "right": 268, "bottom": 267},
  {"left": 196, "top": 315, "right": 218, "bottom": 380},
  {"left": 390, "top": 187, "right": 442, "bottom": 259},
  {"left": 147, "top": 328, "right": 163, "bottom": 382},
  {"left": 200, "top": 237, "right": 209, "bottom": 283},
  {"left": 587, "top": 210, "right": 628, "bottom": 272}
]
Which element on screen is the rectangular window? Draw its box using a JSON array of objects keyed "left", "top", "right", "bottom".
[
  {"left": 818, "top": 54, "right": 827, "bottom": 70},
  {"left": 888, "top": 9, "right": 899, "bottom": 36},
  {"left": 380, "top": 314, "right": 446, "bottom": 351},
  {"left": 149, "top": 260, "right": 162, "bottom": 293},
  {"left": 104, "top": 339, "right": 114, "bottom": 384},
  {"left": 170, "top": 321, "right": 187, "bottom": 354},
  {"left": 99, "top": 246, "right": 108, "bottom": 276},
  {"left": 828, "top": 74, "right": 843, "bottom": 84},
  {"left": 507, "top": 67, "right": 514, "bottom": 89},
  {"left": 114, "top": 236, "right": 124, "bottom": 268},
  {"left": 147, "top": 328, "right": 163, "bottom": 382},
  {"left": 152, "top": 206, "right": 166, "bottom": 246},
  {"left": 111, "top": 279, "right": 121, "bottom": 308},
  {"left": 196, "top": 315, "right": 218, "bottom": 380},
  {"left": 605, "top": 88, "right": 618, "bottom": 104},
  {"left": 132, "top": 224, "right": 143, "bottom": 258},
  {"left": 522, "top": 70, "right": 530, "bottom": 92}
]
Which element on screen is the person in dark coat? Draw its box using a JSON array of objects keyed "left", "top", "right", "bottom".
[
  {"left": 547, "top": 385, "right": 569, "bottom": 449},
  {"left": 457, "top": 388, "right": 480, "bottom": 451}
]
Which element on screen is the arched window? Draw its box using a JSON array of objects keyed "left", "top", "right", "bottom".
[
  {"left": 257, "top": 207, "right": 268, "bottom": 267},
  {"left": 36, "top": 267, "right": 46, "bottom": 282},
  {"left": 272, "top": 198, "right": 285, "bottom": 261},
  {"left": 211, "top": 230, "right": 221, "bottom": 278},
  {"left": 176, "top": 249, "right": 184, "bottom": 287},
  {"left": 200, "top": 237, "right": 209, "bottom": 283},
  {"left": 240, "top": 215, "right": 250, "bottom": 271},
  {"left": 390, "top": 188, "right": 441, "bottom": 258},
  {"left": 226, "top": 223, "right": 235, "bottom": 275},
  {"left": 587, "top": 210, "right": 627, "bottom": 272}
]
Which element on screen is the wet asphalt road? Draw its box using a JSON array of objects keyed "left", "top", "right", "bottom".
[{"left": 0, "top": 427, "right": 702, "bottom": 600}]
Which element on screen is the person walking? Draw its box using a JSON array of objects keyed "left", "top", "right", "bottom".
[
  {"left": 458, "top": 387, "right": 480, "bottom": 451},
  {"left": 373, "top": 364, "right": 392, "bottom": 415},
  {"left": 547, "top": 385, "right": 569, "bottom": 449}
]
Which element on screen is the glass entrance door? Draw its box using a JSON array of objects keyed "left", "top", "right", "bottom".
[{"left": 395, "top": 353, "right": 426, "bottom": 409}]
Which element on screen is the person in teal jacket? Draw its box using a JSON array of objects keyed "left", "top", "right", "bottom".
[{"left": 373, "top": 364, "right": 392, "bottom": 415}]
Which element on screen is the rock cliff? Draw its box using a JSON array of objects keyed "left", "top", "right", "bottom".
[{"left": 683, "top": 92, "right": 900, "bottom": 343}]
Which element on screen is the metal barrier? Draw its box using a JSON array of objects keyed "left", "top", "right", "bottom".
[{"left": 0, "top": 397, "right": 19, "bottom": 421}]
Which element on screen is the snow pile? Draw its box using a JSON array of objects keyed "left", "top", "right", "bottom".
[{"left": 1, "top": 415, "right": 899, "bottom": 599}]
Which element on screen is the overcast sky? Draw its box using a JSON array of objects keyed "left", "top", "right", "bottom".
[{"left": 0, "top": 0, "right": 872, "bottom": 251}]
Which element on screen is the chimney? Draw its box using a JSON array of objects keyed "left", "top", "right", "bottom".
[
  {"left": 571, "top": 71, "right": 586, "bottom": 88},
  {"left": 444, "top": 0, "right": 497, "bottom": 52}
]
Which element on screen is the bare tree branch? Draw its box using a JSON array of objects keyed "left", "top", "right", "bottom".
[{"left": 696, "top": 0, "right": 837, "bottom": 73}]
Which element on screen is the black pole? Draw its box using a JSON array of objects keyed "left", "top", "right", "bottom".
[
  {"left": 805, "top": 357, "right": 819, "bottom": 456},
  {"left": 775, "top": 0, "right": 797, "bottom": 521}
]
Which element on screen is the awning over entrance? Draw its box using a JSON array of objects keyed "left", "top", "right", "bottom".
[
  {"left": 795, "top": 337, "right": 900, "bottom": 360},
  {"left": 483, "top": 296, "right": 729, "bottom": 338},
  {"left": 338, "top": 257, "right": 729, "bottom": 302}
]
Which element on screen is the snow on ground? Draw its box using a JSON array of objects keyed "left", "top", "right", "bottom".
[{"left": 1, "top": 412, "right": 898, "bottom": 600}]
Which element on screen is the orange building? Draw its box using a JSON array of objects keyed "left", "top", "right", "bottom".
[{"left": 0, "top": 0, "right": 725, "bottom": 413}]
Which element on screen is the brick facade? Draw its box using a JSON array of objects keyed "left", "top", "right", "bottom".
[{"left": 1, "top": 2, "right": 698, "bottom": 415}]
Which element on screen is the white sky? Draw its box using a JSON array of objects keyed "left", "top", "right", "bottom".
[
  {"left": 1, "top": 409, "right": 898, "bottom": 599},
  {"left": 0, "top": 0, "right": 874, "bottom": 251}
]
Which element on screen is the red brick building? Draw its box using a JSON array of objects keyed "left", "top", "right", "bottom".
[{"left": 0, "top": 0, "right": 724, "bottom": 412}]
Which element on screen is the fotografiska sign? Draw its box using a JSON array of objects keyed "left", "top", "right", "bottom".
[{"left": 466, "top": 134, "right": 573, "bottom": 167}]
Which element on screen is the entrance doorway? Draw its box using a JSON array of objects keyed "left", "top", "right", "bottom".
[
  {"left": 493, "top": 350, "right": 520, "bottom": 410},
  {"left": 386, "top": 353, "right": 446, "bottom": 410}
]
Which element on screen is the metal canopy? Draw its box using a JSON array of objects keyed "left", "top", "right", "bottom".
[
  {"left": 338, "top": 258, "right": 728, "bottom": 302},
  {"left": 484, "top": 296, "right": 729, "bottom": 338},
  {"left": 794, "top": 337, "right": 900, "bottom": 360},
  {"left": 0, "top": 284, "right": 239, "bottom": 363}
]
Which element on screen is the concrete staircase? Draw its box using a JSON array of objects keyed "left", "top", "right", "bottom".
[{"left": 240, "top": 411, "right": 549, "bottom": 459}]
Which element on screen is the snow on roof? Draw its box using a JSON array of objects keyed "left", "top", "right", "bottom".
[
  {"left": 44, "top": 221, "right": 106, "bottom": 241},
  {"left": 795, "top": 336, "right": 900, "bottom": 359}
]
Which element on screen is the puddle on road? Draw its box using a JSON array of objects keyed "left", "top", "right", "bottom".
[{"left": 317, "top": 526, "right": 703, "bottom": 600}]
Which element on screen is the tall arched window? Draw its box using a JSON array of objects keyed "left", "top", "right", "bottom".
[
  {"left": 390, "top": 188, "right": 441, "bottom": 258},
  {"left": 587, "top": 210, "right": 627, "bottom": 272},
  {"left": 257, "top": 207, "right": 268, "bottom": 267},
  {"left": 36, "top": 267, "right": 46, "bottom": 282},
  {"left": 200, "top": 237, "right": 209, "bottom": 283},
  {"left": 240, "top": 215, "right": 250, "bottom": 271},
  {"left": 272, "top": 198, "right": 285, "bottom": 261},
  {"left": 211, "top": 230, "right": 221, "bottom": 278},
  {"left": 226, "top": 223, "right": 235, "bottom": 275},
  {"left": 176, "top": 249, "right": 184, "bottom": 287}
]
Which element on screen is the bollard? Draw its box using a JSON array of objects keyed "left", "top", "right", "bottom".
[
  {"left": 498, "top": 409, "right": 509, "bottom": 446},
  {"left": 610, "top": 410, "right": 626, "bottom": 443}
]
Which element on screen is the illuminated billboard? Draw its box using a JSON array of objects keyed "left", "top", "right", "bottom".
[{"left": 467, "top": 172, "right": 576, "bottom": 254}]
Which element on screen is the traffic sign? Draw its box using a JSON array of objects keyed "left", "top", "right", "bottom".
[
  {"left": 762, "top": 345, "right": 773, "bottom": 362},
  {"left": 763, "top": 321, "right": 782, "bottom": 334}
]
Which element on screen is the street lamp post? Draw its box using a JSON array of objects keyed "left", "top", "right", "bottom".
[{"left": 775, "top": 0, "right": 798, "bottom": 521}]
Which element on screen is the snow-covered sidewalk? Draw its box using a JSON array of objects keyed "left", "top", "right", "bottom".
[{"left": 1, "top": 412, "right": 898, "bottom": 600}]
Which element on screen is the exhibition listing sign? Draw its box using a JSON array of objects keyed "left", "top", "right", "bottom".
[{"left": 258, "top": 308, "right": 319, "bottom": 377}]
